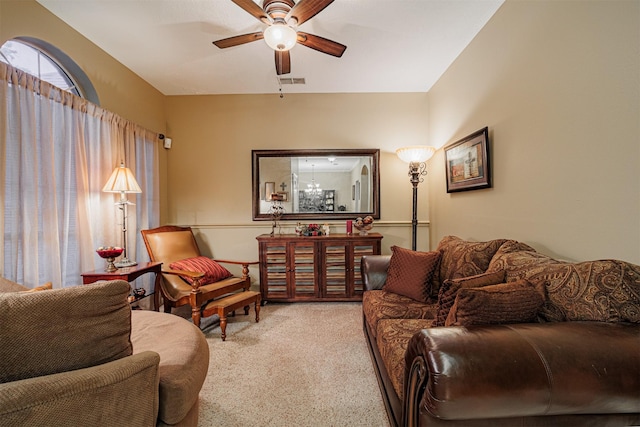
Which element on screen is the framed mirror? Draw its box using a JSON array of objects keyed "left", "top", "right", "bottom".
[{"left": 252, "top": 149, "right": 380, "bottom": 221}]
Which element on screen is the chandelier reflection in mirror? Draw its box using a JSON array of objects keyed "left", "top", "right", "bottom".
[{"left": 303, "top": 164, "right": 324, "bottom": 210}]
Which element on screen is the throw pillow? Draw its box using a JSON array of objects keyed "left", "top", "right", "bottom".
[
  {"left": 0, "top": 276, "right": 29, "bottom": 292},
  {"left": 444, "top": 279, "right": 546, "bottom": 327},
  {"left": 25, "top": 282, "right": 53, "bottom": 292},
  {"left": 170, "top": 256, "right": 232, "bottom": 286},
  {"left": 382, "top": 246, "right": 441, "bottom": 303},
  {"left": 0, "top": 280, "right": 132, "bottom": 383},
  {"left": 436, "top": 236, "right": 508, "bottom": 286},
  {"left": 432, "top": 270, "right": 506, "bottom": 327}
]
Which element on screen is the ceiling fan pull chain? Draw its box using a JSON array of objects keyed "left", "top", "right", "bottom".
[{"left": 276, "top": 75, "right": 285, "bottom": 99}]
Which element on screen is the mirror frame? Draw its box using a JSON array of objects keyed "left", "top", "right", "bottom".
[{"left": 252, "top": 149, "right": 381, "bottom": 221}]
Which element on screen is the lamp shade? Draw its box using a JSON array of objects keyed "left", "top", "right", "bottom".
[
  {"left": 396, "top": 146, "right": 436, "bottom": 164},
  {"left": 264, "top": 24, "right": 297, "bottom": 51},
  {"left": 102, "top": 163, "right": 142, "bottom": 193}
]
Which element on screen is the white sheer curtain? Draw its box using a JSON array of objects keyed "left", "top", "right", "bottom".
[{"left": 0, "top": 62, "right": 159, "bottom": 288}]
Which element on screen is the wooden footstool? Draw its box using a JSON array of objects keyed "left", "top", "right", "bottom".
[{"left": 203, "top": 291, "right": 261, "bottom": 341}]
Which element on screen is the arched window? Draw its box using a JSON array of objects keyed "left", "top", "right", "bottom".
[{"left": 0, "top": 37, "right": 99, "bottom": 104}]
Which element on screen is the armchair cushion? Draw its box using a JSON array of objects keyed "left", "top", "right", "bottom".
[
  {"left": 0, "top": 280, "right": 133, "bottom": 383},
  {"left": 170, "top": 256, "right": 232, "bottom": 286},
  {"left": 445, "top": 279, "right": 546, "bottom": 327},
  {"left": 383, "top": 246, "right": 441, "bottom": 303},
  {"left": 131, "top": 310, "right": 209, "bottom": 425}
]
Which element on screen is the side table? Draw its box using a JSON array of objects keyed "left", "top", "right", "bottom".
[{"left": 81, "top": 261, "right": 162, "bottom": 311}]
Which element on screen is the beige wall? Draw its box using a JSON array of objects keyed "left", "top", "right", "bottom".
[
  {"left": 164, "top": 93, "right": 431, "bottom": 263},
  {"left": 427, "top": 0, "right": 640, "bottom": 264},
  {"left": 1, "top": 0, "right": 170, "bottom": 221}
]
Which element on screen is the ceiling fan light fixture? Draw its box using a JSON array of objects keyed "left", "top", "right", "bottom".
[{"left": 264, "top": 24, "right": 297, "bottom": 51}]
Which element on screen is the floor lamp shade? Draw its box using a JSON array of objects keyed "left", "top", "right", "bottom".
[
  {"left": 103, "top": 162, "right": 142, "bottom": 268},
  {"left": 396, "top": 146, "right": 435, "bottom": 164},
  {"left": 103, "top": 163, "right": 142, "bottom": 194}
]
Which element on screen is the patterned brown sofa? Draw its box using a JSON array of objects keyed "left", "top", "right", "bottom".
[{"left": 361, "top": 236, "right": 640, "bottom": 427}]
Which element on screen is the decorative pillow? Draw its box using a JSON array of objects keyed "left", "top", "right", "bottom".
[
  {"left": 383, "top": 246, "right": 441, "bottom": 303},
  {"left": 444, "top": 279, "right": 546, "bottom": 327},
  {"left": 432, "top": 270, "right": 506, "bottom": 327},
  {"left": 0, "top": 280, "right": 132, "bottom": 383},
  {"left": 0, "top": 276, "right": 29, "bottom": 292},
  {"left": 170, "top": 256, "right": 232, "bottom": 285},
  {"left": 0, "top": 279, "right": 53, "bottom": 293},
  {"left": 434, "top": 236, "right": 508, "bottom": 299},
  {"left": 508, "top": 258, "right": 640, "bottom": 323},
  {"left": 25, "top": 282, "right": 53, "bottom": 292},
  {"left": 485, "top": 243, "right": 640, "bottom": 323},
  {"left": 485, "top": 240, "right": 549, "bottom": 276}
]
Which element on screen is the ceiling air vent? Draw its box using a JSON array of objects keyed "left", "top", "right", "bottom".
[{"left": 279, "top": 77, "right": 306, "bottom": 85}]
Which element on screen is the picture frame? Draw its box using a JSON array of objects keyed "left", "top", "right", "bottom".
[
  {"left": 276, "top": 191, "right": 288, "bottom": 202},
  {"left": 444, "top": 127, "right": 491, "bottom": 193}
]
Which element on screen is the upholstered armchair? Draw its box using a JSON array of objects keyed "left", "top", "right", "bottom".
[
  {"left": 0, "top": 277, "right": 210, "bottom": 426},
  {"left": 0, "top": 278, "right": 161, "bottom": 426},
  {"left": 141, "top": 225, "right": 259, "bottom": 328}
]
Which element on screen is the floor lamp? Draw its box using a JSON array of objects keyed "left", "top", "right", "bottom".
[
  {"left": 103, "top": 162, "right": 142, "bottom": 267},
  {"left": 396, "top": 146, "right": 436, "bottom": 251}
]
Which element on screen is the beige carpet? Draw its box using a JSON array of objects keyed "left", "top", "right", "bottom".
[{"left": 196, "top": 302, "right": 391, "bottom": 427}]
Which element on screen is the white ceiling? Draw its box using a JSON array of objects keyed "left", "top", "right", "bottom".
[
  {"left": 36, "top": 0, "right": 504, "bottom": 96},
  {"left": 295, "top": 156, "right": 360, "bottom": 173}
]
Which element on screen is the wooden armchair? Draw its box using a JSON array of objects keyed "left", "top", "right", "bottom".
[{"left": 141, "top": 226, "right": 259, "bottom": 330}]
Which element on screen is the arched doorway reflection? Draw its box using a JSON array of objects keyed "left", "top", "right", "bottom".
[{"left": 360, "top": 165, "right": 370, "bottom": 212}]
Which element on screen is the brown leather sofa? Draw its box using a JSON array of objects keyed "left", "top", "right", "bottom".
[{"left": 361, "top": 237, "right": 640, "bottom": 427}]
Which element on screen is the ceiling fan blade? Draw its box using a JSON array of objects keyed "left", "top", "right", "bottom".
[
  {"left": 286, "top": 0, "right": 334, "bottom": 26},
  {"left": 231, "top": 0, "right": 272, "bottom": 24},
  {"left": 213, "top": 32, "right": 264, "bottom": 49},
  {"left": 275, "top": 50, "right": 291, "bottom": 75},
  {"left": 297, "top": 32, "right": 346, "bottom": 57}
]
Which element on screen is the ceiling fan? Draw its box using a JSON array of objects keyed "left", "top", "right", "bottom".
[{"left": 213, "top": 0, "right": 347, "bottom": 75}]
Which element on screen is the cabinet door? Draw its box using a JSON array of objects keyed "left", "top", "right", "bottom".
[
  {"left": 322, "top": 241, "right": 348, "bottom": 298},
  {"left": 351, "top": 240, "right": 379, "bottom": 297},
  {"left": 290, "top": 241, "right": 317, "bottom": 299},
  {"left": 260, "top": 242, "right": 288, "bottom": 300}
]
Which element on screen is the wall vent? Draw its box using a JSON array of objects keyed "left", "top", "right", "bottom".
[{"left": 279, "top": 77, "right": 306, "bottom": 85}]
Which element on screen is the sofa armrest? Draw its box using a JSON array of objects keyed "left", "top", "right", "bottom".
[
  {"left": 0, "top": 351, "right": 160, "bottom": 426},
  {"left": 361, "top": 255, "right": 391, "bottom": 290},
  {"left": 404, "top": 322, "right": 640, "bottom": 426}
]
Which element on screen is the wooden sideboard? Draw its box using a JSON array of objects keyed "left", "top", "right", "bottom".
[{"left": 256, "top": 233, "right": 383, "bottom": 303}]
